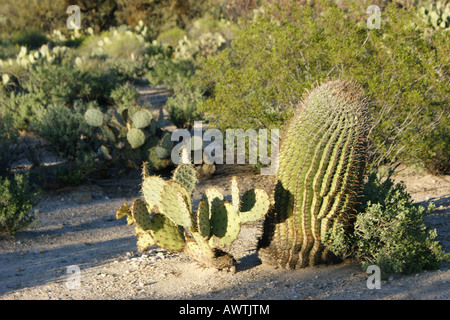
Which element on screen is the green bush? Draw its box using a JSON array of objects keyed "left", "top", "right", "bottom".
[
  {"left": 197, "top": 1, "right": 450, "bottom": 173},
  {"left": 1, "top": 57, "right": 120, "bottom": 130},
  {"left": 165, "top": 77, "right": 204, "bottom": 129},
  {"left": 327, "top": 171, "right": 449, "bottom": 279},
  {"left": 355, "top": 173, "right": 449, "bottom": 279},
  {"left": 110, "top": 82, "right": 140, "bottom": 110},
  {"left": 0, "top": 114, "right": 18, "bottom": 175},
  {"left": 25, "top": 61, "right": 118, "bottom": 107},
  {"left": 35, "top": 102, "right": 95, "bottom": 161},
  {"left": 0, "top": 173, "right": 39, "bottom": 235},
  {"left": 11, "top": 29, "right": 48, "bottom": 50}
]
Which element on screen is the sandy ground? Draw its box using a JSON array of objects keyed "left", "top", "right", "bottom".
[{"left": 0, "top": 163, "right": 449, "bottom": 300}]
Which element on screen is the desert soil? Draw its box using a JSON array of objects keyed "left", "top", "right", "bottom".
[
  {"left": 0, "top": 86, "right": 448, "bottom": 300},
  {"left": 0, "top": 163, "right": 449, "bottom": 300}
]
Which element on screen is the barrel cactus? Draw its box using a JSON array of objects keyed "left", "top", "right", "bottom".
[
  {"left": 257, "top": 80, "right": 371, "bottom": 269},
  {"left": 117, "top": 158, "right": 270, "bottom": 270}
]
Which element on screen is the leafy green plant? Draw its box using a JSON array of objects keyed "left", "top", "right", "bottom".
[
  {"left": 36, "top": 102, "right": 96, "bottom": 159},
  {"left": 197, "top": 0, "right": 449, "bottom": 174},
  {"left": 0, "top": 173, "right": 40, "bottom": 235},
  {"left": 109, "top": 82, "right": 140, "bottom": 111},
  {"left": 0, "top": 114, "right": 18, "bottom": 175},
  {"left": 165, "top": 77, "right": 204, "bottom": 129},
  {"left": 352, "top": 172, "right": 449, "bottom": 279},
  {"left": 11, "top": 29, "right": 48, "bottom": 50}
]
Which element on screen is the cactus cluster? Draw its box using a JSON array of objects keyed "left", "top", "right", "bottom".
[
  {"left": 116, "top": 158, "right": 270, "bottom": 270},
  {"left": 420, "top": 1, "right": 450, "bottom": 29},
  {"left": 257, "top": 80, "right": 371, "bottom": 269},
  {"left": 84, "top": 107, "right": 173, "bottom": 170},
  {"left": 0, "top": 44, "right": 67, "bottom": 87}
]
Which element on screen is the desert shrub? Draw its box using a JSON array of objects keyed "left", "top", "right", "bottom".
[
  {"left": 33, "top": 101, "right": 99, "bottom": 185},
  {"left": 110, "top": 82, "right": 140, "bottom": 110},
  {"left": 0, "top": 113, "right": 18, "bottom": 175},
  {"left": 165, "top": 77, "right": 204, "bottom": 129},
  {"left": 157, "top": 27, "right": 187, "bottom": 47},
  {"left": 355, "top": 173, "right": 449, "bottom": 279},
  {"left": 1, "top": 56, "right": 120, "bottom": 130},
  {"left": 26, "top": 61, "right": 118, "bottom": 106},
  {"left": 327, "top": 171, "right": 449, "bottom": 279},
  {"left": 0, "top": 39, "right": 20, "bottom": 60},
  {"left": 35, "top": 102, "right": 95, "bottom": 161},
  {"left": 11, "top": 29, "right": 48, "bottom": 50},
  {"left": 0, "top": 173, "right": 39, "bottom": 235},
  {"left": 198, "top": 1, "right": 450, "bottom": 173}
]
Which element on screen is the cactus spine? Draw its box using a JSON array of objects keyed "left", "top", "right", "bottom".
[
  {"left": 117, "top": 159, "right": 270, "bottom": 270},
  {"left": 257, "top": 80, "right": 370, "bottom": 269}
]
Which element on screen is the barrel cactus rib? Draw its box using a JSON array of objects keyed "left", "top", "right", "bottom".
[{"left": 257, "top": 80, "right": 370, "bottom": 269}]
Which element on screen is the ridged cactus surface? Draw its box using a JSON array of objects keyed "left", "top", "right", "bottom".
[{"left": 257, "top": 80, "right": 370, "bottom": 269}]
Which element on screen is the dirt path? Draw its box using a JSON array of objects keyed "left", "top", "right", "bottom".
[{"left": 0, "top": 164, "right": 449, "bottom": 300}]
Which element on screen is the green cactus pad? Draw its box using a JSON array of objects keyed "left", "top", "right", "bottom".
[
  {"left": 172, "top": 163, "right": 198, "bottom": 195},
  {"left": 155, "top": 146, "right": 171, "bottom": 159},
  {"left": 131, "top": 198, "right": 153, "bottom": 230},
  {"left": 159, "top": 181, "right": 192, "bottom": 227},
  {"left": 147, "top": 147, "right": 173, "bottom": 171},
  {"left": 100, "top": 126, "right": 117, "bottom": 143},
  {"left": 239, "top": 188, "right": 270, "bottom": 223},
  {"left": 135, "top": 225, "right": 156, "bottom": 251},
  {"left": 201, "top": 187, "right": 225, "bottom": 218},
  {"left": 196, "top": 201, "right": 211, "bottom": 238},
  {"left": 100, "top": 145, "right": 113, "bottom": 160},
  {"left": 127, "top": 128, "right": 146, "bottom": 149},
  {"left": 84, "top": 108, "right": 104, "bottom": 127},
  {"left": 142, "top": 175, "right": 166, "bottom": 210},
  {"left": 116, "top": 203, "right": 131, "bottom": 220},
  {"left": 132, "top": 109, "right": 153, "bottom": 129},
  {"left": 159, "top": 132, "right": 173, "bottom": 150},
  {"left": 231, "top": 176, "right": 240, "bottom": 213},
  {"left": 149, "top": 119, "right": 157, "bottom": 135},
  {"left": 149, "top": 213, "right": 185, "bottom": 252},
  {"left": 210, "top": 201, "right": 241, "bottom": 246},
  {"left": 109, "top": 110, "right": 125, "bottom": 127}
]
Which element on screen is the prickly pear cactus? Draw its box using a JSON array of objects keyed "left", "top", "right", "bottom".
[
  {"left": 84, "top": 106, "right": 173, "bottom": 171},
  {"left": 420, "top": 1, "right": 450, "bottom": 29},
  {"left": 257, "top": 80, "right": 370, "bottom": 269},
  {"left": 117, "top": 158, "right": 271, "bottom": 270}
]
